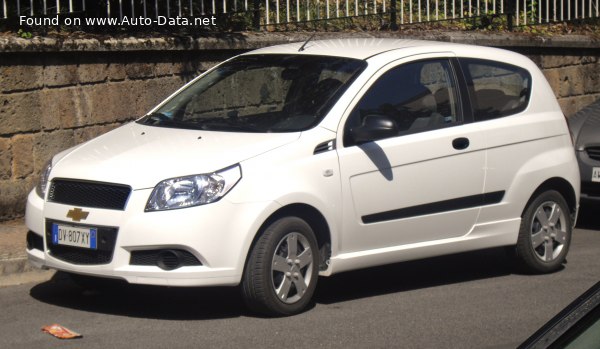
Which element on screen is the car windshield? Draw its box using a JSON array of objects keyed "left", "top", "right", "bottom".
[{"left": 137, "top": 54, "right": 366, "bottom": 132}]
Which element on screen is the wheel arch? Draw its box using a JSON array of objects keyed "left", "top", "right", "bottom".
[
  {"left": 523, "top": 177, "right": 578, "bottom": 224},
  {"left": 245, "top": 203, "right": 332, "bottom": 273}
]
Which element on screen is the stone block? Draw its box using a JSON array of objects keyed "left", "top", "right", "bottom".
[
  {"left": 108, "top": 63, "right": 127, "bottom": 81},
  {"left": 110, "top": 82, "right": 139, "bottom": 121},
  {"left": 0, "top": 92, "right": 42, "bottom": 135},
  {"left": 0, "top": 65, "right": 44, "bottom": 92},
  {"left": 155, "top": 62, "right": 175, "bottom": 77},
  {"left": 11, "top": 134, "right": 34, "bottom": 179},
  {"left": 558, "top": 97, "right": 577, "bottom": 117},
  {"left": 39, "top": 88, "right": 79, "bottom": 130},
  {"left": 118, "top": 80, "right": 148, "bottom": 117},
  {"left": 141, "top": 77, "right": 184, "bottom": 115},
  {"left": 542, "top": 69, "right": 560, "bottom": 98},
  {"left": 582, "top": 56, "right": 599, "bottom": 64},
  {"left": 125, "top": 62, "right": 155, "bottom": 79},
  {"left": 582, "top": 64, "right": 600, "bottom": 94},
  {"left": 85, "top": 82, "right": 139, "bottom": 123},
  {"left": 32, "top": 129, "right": 76, "bottom": 172},
  {"left": 526, "top": 54, "right": 542, "bottom": 68},
  {"left": 43, "top": 64, "right": 79, "bottom": 88},
  {"left": 172, "top": 61, "right": 196, "bottom": 75},
  {"left": 0, "top": 180, "right": 28, "bottom": 220},
  {"left": 78, "top": 62, "right": 108, "bottom": 84},
  {"left": 558, "top": 66, "right": 584, "bottom": 98},
  {"left": 0, "top": 138, "right": 11, "bottom": 180},
  {"left": 541, "top": 55, "right": 581, "bottom": 69},
  {"left": 86, "top": 83, "right": 116, "bottom": 123}
]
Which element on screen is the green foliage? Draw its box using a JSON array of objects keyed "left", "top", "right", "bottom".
[{"left": 17, "top": 29, "right": 33, "bottom": 39}]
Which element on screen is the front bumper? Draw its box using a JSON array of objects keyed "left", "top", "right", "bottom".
[{"left": 25, "top": 188, "right": 276, "bottom": 287}]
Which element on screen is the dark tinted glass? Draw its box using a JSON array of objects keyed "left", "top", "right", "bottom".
[
  {"left": 460, "top": 58, "right": 532, "bottom": 121},
  {"left": 138, "top": 55, "right": 366, "bottom": 133},
  {"left": 345, "top": 59, "right": 460, "bottom": 146}
]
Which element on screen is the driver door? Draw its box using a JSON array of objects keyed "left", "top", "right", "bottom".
[{"left": 336, "top": 57, "right": 487, "bottom": 255}]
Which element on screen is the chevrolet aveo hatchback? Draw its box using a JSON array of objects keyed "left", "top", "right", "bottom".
[{"left": 26, "top": 39, "right": 580, "bottom": 316}]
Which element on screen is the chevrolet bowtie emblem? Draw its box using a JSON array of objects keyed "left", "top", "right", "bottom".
[{"left": 66, "top": 208, "right": 89, "bottom": 222}]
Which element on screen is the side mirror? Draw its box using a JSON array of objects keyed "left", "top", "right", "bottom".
[{"left": 350, "top": 114, "right": 398, "bottom": 144}]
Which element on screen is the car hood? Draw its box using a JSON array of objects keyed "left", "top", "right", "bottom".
[{"left": 50, "top": 122, "right": 300, "bottom": 189}]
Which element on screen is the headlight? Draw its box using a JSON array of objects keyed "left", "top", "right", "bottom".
[
  {"left": 36, "top": 160, "right": 53, "bottom": 198},
  {"left": 145, "top": 165, "right": 242, "bottom": 212}
]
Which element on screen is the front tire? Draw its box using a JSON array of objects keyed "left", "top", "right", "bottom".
[
  {"left": 514, "top": 190, "right": 572, "bottom": 273},
  {"left": 241, "top": 217, "right": 319, "bottom": 316}
]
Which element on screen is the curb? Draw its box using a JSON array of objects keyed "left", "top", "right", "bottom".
[
  {"left": 0, "top": 257, "right": 55, "bottom": 287},
  {"left": 0, "top": 218, "right": 55, "bottom": 287}
]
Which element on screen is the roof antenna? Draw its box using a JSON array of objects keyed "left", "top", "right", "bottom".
[{"left": 298, "top": 33, "right": 316, "bottom": 52}]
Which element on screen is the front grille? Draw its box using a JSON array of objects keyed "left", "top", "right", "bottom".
[
  {"left": 130, "top": 249, "right": 202, "bottom": 270},
  {"left": 48, "top": 179, "right": 131, "bottom": 210},
  {"left": 587, "top": 147, "right": 600, "bottom": 161},
  {"left": 45, "top": 220, "right": 118, "bottom": 265},
  {"left": 26, "top": 231, "right": 44, "bottom": 251}
]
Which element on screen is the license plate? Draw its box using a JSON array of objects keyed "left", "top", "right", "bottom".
[
  {"left": 593, "top": 167, "right": 600, "bottom": 183},
  {"left": 51, "top": 224, "right": 97, "bottom": 249}
]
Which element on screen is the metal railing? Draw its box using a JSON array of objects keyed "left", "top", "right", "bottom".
[
  {"left": 263, "top": 0, "right": 600, "bottom": 26},
  {"left": 514, "top": 0, "right": 599, "bottom": 25},
  {"left": 2, "top": 0, "right": 599, "bottom": 29},
  {"left": 102, "top": 0, "right": 250, "bottom": 18},
  {"left": 2, "top": 0, "right": 86, "bottom": 18},
  {"left": 264, "top": 0, "right": 506, "bottom": 25}
]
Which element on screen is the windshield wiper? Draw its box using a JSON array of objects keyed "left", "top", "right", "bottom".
[
  {"left": 189, "top": 116, "right": 263, "bottom": 132},
  {"left": 141, "top": 112, "right": 171, "bottom": 125},
  {"left": 140, "top": 113, "right": 191, "bottom": 128},
  {"left": 200, "top": 120, "right": 262, "bottom": 132}
]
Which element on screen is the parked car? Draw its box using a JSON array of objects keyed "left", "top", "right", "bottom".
[
  {"left": 568, "top": 99, "right": 600, "bottom": 204},
  {"left": 25, "top": 38, "right": 580, "bottom": 316}
]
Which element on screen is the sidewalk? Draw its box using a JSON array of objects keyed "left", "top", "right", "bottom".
[{"left": 0, "top": 218, "right": 54, "bottom": 287}]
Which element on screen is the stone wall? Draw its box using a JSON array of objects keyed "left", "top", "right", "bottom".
[
  {"left": 532, "top": 50, "right": 600, "bottom": 116},
  {"left": 0, "top": 47, "right": 245, "bottom": 219},
  {"left": 0, "top": 32, "right": 598, "bottom": 220}
]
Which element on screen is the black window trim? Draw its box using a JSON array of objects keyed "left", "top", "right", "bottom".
[{"left": 449, "top": 57, "right": 475, "bottom": 124}]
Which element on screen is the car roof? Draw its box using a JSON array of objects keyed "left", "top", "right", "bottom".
[{"left": 243, "top": 38, "right": 461, "bottom": 60}]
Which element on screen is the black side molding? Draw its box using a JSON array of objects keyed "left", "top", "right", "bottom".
[{"left": 362, "top": 191, "right": 505, "bottom": 224}]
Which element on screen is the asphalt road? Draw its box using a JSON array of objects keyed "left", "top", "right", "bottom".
[{"left": 1, "top": 205, "right": 599, "bottom": 349}]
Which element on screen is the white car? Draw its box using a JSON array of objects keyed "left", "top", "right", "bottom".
[{"left": 25, "top": 38, "right": 580, "bottom": 316}]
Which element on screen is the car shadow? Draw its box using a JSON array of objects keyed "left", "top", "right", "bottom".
[
  {"left": 314, "top": 247, "right": 514, "bottom": 304},
  {"left": 29, "top": 272, "right": 248, "bottom": 320},
  {"left": 358, "top": 142, "right": 393, "bottom": 180},
  {"left": 576, "top": 201, "right": 600, "bottom": 230},
  {"left": 30, "top": 247, "right": 515, "bottom": 319}
]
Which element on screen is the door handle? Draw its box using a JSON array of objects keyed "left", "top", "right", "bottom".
[{"left": 452, "top": 137, "right": 470, "bottom": 150}]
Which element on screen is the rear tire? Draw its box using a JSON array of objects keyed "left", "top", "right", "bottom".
[
  {"left": 513, "top": 190, "right": 572, "bottom": 273},
  {"left": 241, "top": 217, "right": 319, "bottom": 316}
]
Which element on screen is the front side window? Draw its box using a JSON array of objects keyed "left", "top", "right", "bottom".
[
  {"left": 344, "top": 59, "right": 461, "bottom": 146},
  {"left": 459, "top": 58, "right": 531, "bottom": 121},
  {"left": 138, "top": 54, "right": 366, "bottom": 132}
]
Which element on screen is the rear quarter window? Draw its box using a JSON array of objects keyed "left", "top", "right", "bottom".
[{"left": 459, "top": 58, "right": 532, "bottom": 121}]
